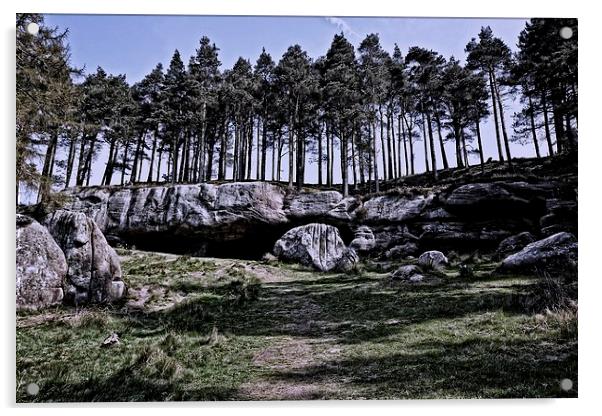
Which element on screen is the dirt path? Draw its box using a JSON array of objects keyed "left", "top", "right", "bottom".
[{"left": 236, "top": 279, "right": 345, "bottom": 400}]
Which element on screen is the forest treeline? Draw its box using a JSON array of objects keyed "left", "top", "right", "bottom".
[{"left": 16, "top": 14, "right": 577, "bottom": 203}]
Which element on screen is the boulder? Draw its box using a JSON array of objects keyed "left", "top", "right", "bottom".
[
  {"left": 44, "top": 210, "right": 126, "bottom": 305},
  {"left": 417, "top": 250, "right": 448, "bottom": 270},
  {"left": 390, "top": 264, "right": 424, "bottom": 281},
  {"left": 499, "top": 232, "right": 577, "bottom": 275},
  {"left": 16, "top": 215, "right": 67, "bottom": 310},
  {"left": 349, "top": 226, "right": 376, "bottom": 253},
  {"left": 273, "top": 223, "right": 351, "bottom": 272},
  {"left": 495, "top": 232, "right": 536, "bottom": 259}
]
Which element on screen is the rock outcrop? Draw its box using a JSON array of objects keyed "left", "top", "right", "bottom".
[
  {"left": 16, "top": 215, "right": 67, "bottom": 310},
  {"left": 499, "top": 232, "right": 577, "bottom": 275},
  {"left": 44, "top": 210, "right": 126, "bottom": 305},
  {"left": 273, "top": 223, "right": 356, "bottom": 272},
  {"left": 60, "top": 175, "right": 575, "bottom": 259}
]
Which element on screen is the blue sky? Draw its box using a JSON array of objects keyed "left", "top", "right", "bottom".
[
  {"left": 37, "top": 14, "right": 537, "bottom": 191},
  {"left": 45, "top": 15, "right": 527, "bottom": 83}
]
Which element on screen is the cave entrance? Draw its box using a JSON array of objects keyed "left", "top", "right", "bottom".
[{"left": 114, "top": 221, "right": 354, "bottom": 261}]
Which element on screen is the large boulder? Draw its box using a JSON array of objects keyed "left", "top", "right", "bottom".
[
  {"left": 499, "top": 232, "right": 577, "bottom": 275},
  {"left": 44, "top": 210, "right": 126, "bottom": 305},
  {"left": 417, "top": 250, "right": 449, "bottom": 270},
  {"left": 273, "top": 223, "right": 354, "bottom": 272},
  {"left": 495, "top": 232, "right": 536, "bottom": 260},
  {"left": 16, "top": 215, "right": 67, "bottom": 310}
]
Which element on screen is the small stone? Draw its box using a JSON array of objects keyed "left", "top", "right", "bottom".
[{"left": 101, "top": 332, "right": 120, "bottom": 348}]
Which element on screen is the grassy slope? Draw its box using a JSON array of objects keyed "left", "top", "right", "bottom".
[{"left": 16, "top": 251, "right": 577, "bottom": 402}]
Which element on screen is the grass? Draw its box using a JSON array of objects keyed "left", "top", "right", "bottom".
[{"left": 16, "top": 251, "right": 577, "bottom": 401}]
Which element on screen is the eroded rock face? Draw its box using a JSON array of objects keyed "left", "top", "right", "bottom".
[
  {"left": 500, "top": 232, "right": 577, "bottom": 275},
  {"left": 16, "top": 215, "right": 67, "bottom": 310},
  {"left": 61, "top": 178, "right": 575, "bottom": 259},
  {"left": 363, "top": 194, "right": 432, "bottom": 223},
  {"left": 44, "top": 210, "right": 125, "bottom": 305},
  {"left": 444, "top": 183, "right": 533, "bottom": 217},
  {"left": 273, "top": 223, "right": 352, "bottom": 272}
]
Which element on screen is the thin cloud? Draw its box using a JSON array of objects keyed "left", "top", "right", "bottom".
[{"left": 324, "top": 17, "right": 360, "bottom": 39}]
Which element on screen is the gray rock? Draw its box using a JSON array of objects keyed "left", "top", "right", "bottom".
[
  {"left": 390, "top": 264, "right": 423, "bottom": 281},
  {"left": 384, "top": 242, "right": 419, "bottom": 260},
  {"left": 287, "top": 190, "right": 342, "bottom": 219},
  {"left": 44, "top": 210, "right": 125, "bottom": 305},
  {"left": 444, "top": 183, "right": 531, "bottom": 216},
  {"left": 362, "top": 193, "right": 432, "bottom": 223},
  {"left": 273, "top": 223, "right": 350, "bottom": 272},
  {"left": 16, "top": 215, "right": 67, "bottom": 310},
  {"left": 500, "top": 232, "right": 577, "bottom": 275},
  {"left": 335, "top": 248, "right": 360, "bottom": 273},
  {"left": 417, "top": 250, "right": 448, "bottom": 270},
  {"left": 350, "top": 226, "right": 376, "bottom": 253},
  {"left": 496, "top": 232, "right": 536, "bottom": 259}
]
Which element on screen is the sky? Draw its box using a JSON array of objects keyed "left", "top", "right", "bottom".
[{"left": 31, "top": 14, "right": 540, "bottom": 197}]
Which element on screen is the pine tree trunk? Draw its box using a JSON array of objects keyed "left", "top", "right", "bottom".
[
  {"left": 400, "top": 115, "right": 409, "bottom": 176},
  {"left": 351, "top": 127, "right": 358, "bottom": 189},
  {"left": 171, "top": 132, "right": 179, "bottom": 186},
  {"left": 422, "top": 114, "right": 430, "bottom": 173},
  {"left": 528, "top": 95, "right": 541, "bottom": 159},
  {"left": 38, "top": 129, "right": 59, "bottom": 202},
  {"left": 256, "top": 118, "right": 261, "bottom": 180},
  {"left": 372, "top": 118, "right": 379, "bottom": 193},
  {"left": 426, "top": 111, "right": 438, "bottom": 180},
  {"left": 390, "top": 111, "right": 397, "bottom": 179},
  {"left": 341, "top": 128, "right": 348, "bottom": 197},
  {"left": 261, "top": 118, "right": 267, "bottom": 181},
  {"left": 475, "top": 118, "right": 485, "bottom": 173},
  {"left": 156, "top": 145, "right": 163, "bottom": 182},
  {"left": 318, "top": 124, "right": 323, "bottom": 186},
  {"left": 102, "top": 139, "right": 116, "bottom": 186},
  {"left": 130, "top": 131, "right": 145, "bottom": 183},
  {"left": 64, "top": 135, "right": 77, "bottom": 190},
  {"left": 75, "top": 132, "right": 88, "bottom": 186},
  {"left": 198, "top": 102, "right": 207, "bottom": 182},
  {"left": 326, "top": 124, "right": 332, "bottom": 187},
  {"left": 492, "top": 73, "right": 512, "bottom": 166},
  {"left": 541, "top": 94, "right": 554, "bottom": 156},
  {"left": 378, "top": 106, "right": 387, "bottom": 180},
  {"left": 435, "top": 111, "right": 449, "bottom": 169},
  {"left": 488, "top": 71, "right": 504, "bottom": 162},
  {"left": 453, "top": 117, "right": 464, "bottom": 168},
  {"left": 460, "top": 129, "right": 470, "bottom": 167},
  {"left": 147, "top": 131, "right": 158, "bottom": 183},
  {"left": 386, "top": 109, "right": 394, "bottom": 180}
]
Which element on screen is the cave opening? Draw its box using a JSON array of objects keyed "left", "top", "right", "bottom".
[{"left": 113, "top": 220, "right": 354, "bottom": 260}]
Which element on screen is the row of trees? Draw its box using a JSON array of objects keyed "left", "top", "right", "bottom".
[{"left": 17, "top": 15, "right": 577, "bottom": 203}]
